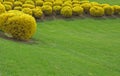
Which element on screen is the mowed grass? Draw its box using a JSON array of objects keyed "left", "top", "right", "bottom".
[{"left": 0, "top": 0, "right": 120, "bottom": 76}]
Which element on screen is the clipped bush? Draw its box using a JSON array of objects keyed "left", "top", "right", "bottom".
[
  {"left": 25, "top": 0, "right": 35, "bottom": 5},
  {"left": 4, "top": 0, "right": 14, "bottom": 3},
  {"left": 53, "top": 1, "right": 63, "bottom": 6},
  {"left": 22, "top": 8, "right": 33, "bottom": 15},
  {"left": 61, "top": 6, "right": 72, "bottom": 17},
  {"left": 81, "top": 3, "right": 91, "bottom": 13},
  {"left": 22, "top": 4, "right": 35, "bottom": 9},
  {"left": 72, "top": 1, "right": 80, "bottom": 4},
  {"left": 73, "top": 4, "right": 80, "bottom": 7},
  {"left": 0, "top": 0, "right": 3, "bottom": 3},
  {"left": 43, "top": 2, "right": 53, "bottom": 7},
  {"left": 72, "top": 6, "right": 83, "bottom": 16},
  {"left": 101, "top": 4, "right": 110, "bottom": 7},
  {"left": 42, "top": 5, "right": 52, "bottom": 16},
  {"left": 103, "top": 5, "right": 114, "bottom": 16},
  {"left": 14, "top": 6, "right": 22, "bottom": 11},
  {"left": 3, "top": 1, "right": 13, "bottom": 7},
  {"left": 14, "top": 1, "right": 23, "bottom": 7},
  {"left": 33, "top": 8, "right": 43, "bottom": 19},
  {"left": 17, "top": 0, "right": 26, "bottom": 3},
  {"left": 62, "top": 2, "right": 72, "bottom": 8},
  {"left": 53, "top": 5, "right": 62, "bottom": 15},
  {"left": 0, "top": 3, "right": 6, "bottom": 14},
  {"left": 35, "top": 0, "right": 43, "bottom": 6},
  {"left": 4, "top": 4, "right": 12, "bottom": 11},
  {"left": 44, "top": 0, "right": 54, "bottom": 3},
  {"left": 0, "top": 10, "right": 37, "bottom": 40},
  {"left": 90, "top": 6, "right": 104, "bottom": 17},
  {"left": 113, "top": 5, "right": 120, "bottom": 15}
]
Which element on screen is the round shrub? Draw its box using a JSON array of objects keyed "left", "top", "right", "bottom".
[
  {"left": 73, "top": 4, "right": 80, "bottom": 7},
  {"left": 43, "top": 2, "right": 53, "bottom": 7},
  {"left": 32, "top": 8, "right": 43, "bottom": 19},
  {"left": 0, "top": 0, "right": 3, "bottom": 3},
  {"left": 4, "top": 4, "right": 12, "bottom": 11},
  {"left": 25, "top": 0, "right": 35, "bottom": 5},
  {"left": 72, "top": 6, "right": 83, "bottom": 16},
  {"left": 14, "top": 6, "right": 22, "bottom": 11},
  {"left": 90, "top": 2, "right": 100, "bottom": 6},
  {"left": 81, "top": 3, "right": 91, "bottom": 13},
  {"left": 0, "top": 10, "right": 37, "bottom": 40},
  {"left": 72, "top": 1, "right": 80, "bottom": 4},
  {"left": 22, "top": 8, "right": 33, "bottom": 15},
  {"left": 101, "top": 4, "right": 110, "bottom": 7},
  {"left": 90, "top": 6, "right": 104, "bottom": 17},
  {"left": 53, "top": 5, "right": 62, "bottom": 15},
  {"left": 62, "top": 2, "right": 72, "bottom": 8},
  {"left": 3, "top": 1, "right": 13, "bottom": 7},
  {"left": 103, "top": 5, "right": 114, "bottom": 16},
  {"left": 22, "top": 4, "right": 35, "bottom": 9},
  {"left": 113, "top": 5, "right": 120, "bottom": 15},
  {"left": 0, "top": 3, "right": 6, "bottom": 14},
  {"left": 4, "top": 0, "right": 14, "bottom": 3},
  {"left": 44, "top": 0, "right": 54, "bottom": 3},
  {"left": 61, "top": 6, "right": 72, "bottom": 17},
  {"left": 42, "top": 5, "right": 52, "bottom": 16},
  {"left": 35, "top": 0, "right": 43, "bottom": 6},
  {"left": 14, "top": 1, "right": 23, "bottom": 7},
  {"left": 53, "top": 1, "right": 63, "bottom": 6},
  {"left": 17, "top": 0, "right": 26, "bottom": 3}
]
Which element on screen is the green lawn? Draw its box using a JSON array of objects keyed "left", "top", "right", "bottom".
[{"left": 0, "top": 0, "right": 120, "bottom": 76}]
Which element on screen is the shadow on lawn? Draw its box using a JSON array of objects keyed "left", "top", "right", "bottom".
[{"left": 0, "top": 31, "right": 38, "bottom": 45}]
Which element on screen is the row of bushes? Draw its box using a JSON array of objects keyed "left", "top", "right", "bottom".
[{"left": 0, "top": 0, "right": 120, "bottom": 18}]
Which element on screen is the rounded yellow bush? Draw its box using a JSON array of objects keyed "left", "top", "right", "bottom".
[
  {"left": 17, "top": 0, "right": 26, "bottom": 3},
  {"left": 25, "top": 0, "right": 35, "bottom": 5},
  {"left": 90, "top": 6, "right": 104, "bottom": 17},
  {"left": 22, "top": 4, "right": 35, "bottom": 9},
  {"left": 62, "top": 2, "right": 72, "bottom": 8},
  {"left": 22, "top": 8, "right": 33, "bottom": 15},
  {"left": 42, "top": 5, "right": 52, "bottom": 16},
  {"left": 53, "top": 1, "right": 63, "bottom": 6},
  {"left": 4, "top": 4, "right": 12, "bottom": 11},
  {"left": 44, "top": 0, "right": 54, "bottom": 3},
  {"left": 4, "top": 0, "right": 14, "bottom": 3},
  {"left": 113, "top": 5, "right": 120, "bottom": 15},
  {"left": 53, "top": 5, "right": 62, "bottom": 15},
  {"left": 73, "top": 4, "right": 80, "bottom": 7},
  {"left": 3, "top": 1, "right": 13, "bottom": 7},
  {"left": 81, "top": 3, "right": 91, "bottom": 13},
  {"left": 101, "top": 4, "right": 110, "bottom": 7},
  {"left": 33, "top": 8, "right": 43, "bottom": 19},
  {"left": 0, "top": 0, "right": 3, "bottom": 3},
  {"left": 35, "top": 0, "right": 43, "bottom": 6},
  {"left": 14, "top": 1, "right": 23, "bottom": 7},
  {"left": 61, "top": 6, "right": 72, "bottom": 17},
  {"left": 14, "top": 6, "right": 22, "bottom": 11},
  {"left": 0, "top": 10, "right": 37, "bottom": 40},
  {"left": 72, "top": 6, "right": 83, "bottom": 16},
  {"left": 0, "top": 3, "right": 6, "bottom": 14},
  {"left": 43, "top": 2, "right": 53, "bottom": 7},
  {"left": 72, "top": 1, "right": 80, "bottom": 4},
  {"left": 103, "top": 5, "right": 114, "bottom": 16},
  {"left": 90, "top": 2, "right": 100, "bottom": 6}
]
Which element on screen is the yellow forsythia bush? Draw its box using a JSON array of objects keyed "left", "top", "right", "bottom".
[
  {"left": 42, "top": 5, "right": 52, "bottom": 16},
  {"left": 0, "top": 10, "right": 37, "bottom": 40},
  {"left": 61, "top": 6, "right": 72, "bottom": 17},
  {"left": 43, "top": 2, "right": 53, "bottom": 7},
  {"left": 72, "top": 6, "right": 84, "bottom": 16},
  {"left": 4, "top": 0, "right": 14, "bottom": 3},
  {"left": 103, "top": 5, "right": 114, "bottom": 16},
  {"left": 33, "top": 8, "right": 43, "bottom": 19},
  {"left": 53, "top": 1, "right": 63, "bottom": 6},
  {"left": 53, "top": 5, "right": 62, "bottom": 15},
  {"left": 90, "top": 6, "right": 104, "bottom": 17},
  {"left": 4, "top": 4, "right": 12, "bottom": 11},
  {"left": 17, "top": 0, "right": 26, "bottom": 3},
  {"left": 24, "top": 0, "right": 35, "bottom": 5},
  {"left": 14, "top": 6, "right": 22, "bottom": 11},
  {"left": 44, "top": 0, "right": 54, "bottom": 3},
  {"left": 113, "top": 5, "right": 120, "bottom": 15},
  {"left": 14, "top": 1, "right": 23, "bottom": 7},
  {"left": 22, "top": 8, "right": 33, "bottom": 15},
  {"left": 35, "top": 0, "right": 43, "bottom": 6},
  {"left": 0, "top": 3, "right": 6, "bottom": 14},
  {"left": 3, "top": 1, "right": 13, "bottom": 7},
  {"left": 62, "top": 2, "right": 72, "bottom": 8},
  {"left": 22, "top": 4, "right": 35, "bottom": 9},
  {"left": 81, "top": 3, "right": 91, "bottom": 13}
]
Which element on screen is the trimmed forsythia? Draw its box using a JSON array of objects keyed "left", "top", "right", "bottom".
[
  {"left": 61, "top": 6, "right": 72, "bottom": 17},
  {"left": 0, "top": 10, "right": 36, "bottom": 40}
]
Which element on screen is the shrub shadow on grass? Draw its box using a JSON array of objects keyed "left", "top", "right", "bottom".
[{"left": 0, "top": 31, "right": 38, "bottom": 45}]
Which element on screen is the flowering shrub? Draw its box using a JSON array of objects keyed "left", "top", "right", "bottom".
[
  {"left": 103, "top": 5, "right": 114, "bottom": 16},
  {"left": 90, "top": 6, "right": 104, "bottom": 17},
  {"left": 61, "top": 6, "right": 72, "bottom": 17},
  {"left": 33, "top": 7, "right": 43, "bottom": 19},
  {"left": 42, "top": 5, "right": 52, "bottom": 16},
  {"left": 0, "top": 10, "right": 36, "bottom": 40},
  {"left": 72, "top": 6, "right": 84, "bottom": 16},
  {"left": 22, "top": 8, "right": 33, "bottom": 15}
]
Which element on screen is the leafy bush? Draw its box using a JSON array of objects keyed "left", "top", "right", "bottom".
[
  {"left": 81, "top": 3, "right": 91, "bottom": 13},
  {"left": 53, "top": 5, "right": 62, "bottom": 15},
  {"left": 113, "top": 5, "right": 120, "bottom": 15},
  {"left": 43, "top": 2, "right": 52, "bottom": 7},
  {"left": 17, "top": 0, "right": 26, "bottom": 3},
  {"left": 14, "top": 1, "right": 23, "bottom": 7},
  {"left": 4, "top": 0, "right": 14, "bottom": 3},
  {"left": 42, "top": 5, "right": 52, "bottom": 16},
  {"left": 24, "top": 0, "right": 35, "bottom": 5},
  {"left": 0, "top": 3, "right": 5, "bottom": 14},
  {"left": 90, "top": 6, "right": 104, "bottom": 17},
  {"left": 4, "top": 4, "right": 12, "bottom": 11},
  {"left": 0, "top": 10, "right": 36, "bottom": 40},
  {"left": 3, "top": 1, "right": 13, "bottom": 7},
  {"left": 35, "top": 0, "right": 43, "bottom": 6},
  {"left": 33, "top": 7, "right": 43, "bottom": 19},
  {"left": 72, "top": 6, "right": 83, "bottom": 16},
  {"left": 14, "top": 6, "right": 22, "bottom": 11},
  {"left": 61, "top": 6, "right": 72, "bottom": 17},
  {"left": 22, "top": 4, "right": 35, "bottom": 9},
  {"left": 53, "top": 1, "right": 63, "bottom": 6},
  {"left": 103, "top": 5, "right": 114, "bottom": 16},
  {"left": 22, "top": 8, "right": 33, "bottom": 15}
]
